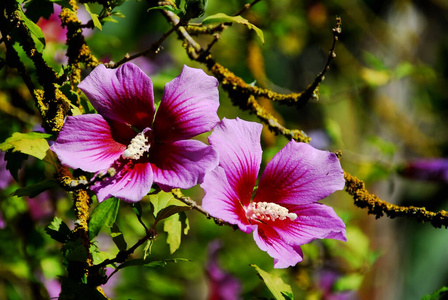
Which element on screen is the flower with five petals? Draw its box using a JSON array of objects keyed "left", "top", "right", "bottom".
[
  {"left": 201, "top": 118, "right": 346, "bottom": 268},
  {"left": 51, "top": 63, "right": 219, "bottom": 202}
]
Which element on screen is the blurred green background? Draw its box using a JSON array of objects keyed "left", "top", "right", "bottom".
[{"left": 1, "top": 0, "right": 448, "bottom": 299}]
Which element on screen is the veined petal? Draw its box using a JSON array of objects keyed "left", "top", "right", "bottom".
[
  {"left": 252, "top": 225, "right": 303, "bottom": 268},
  {"left": 91, "top": 159, "right": 153, "bottom": 203},
  {"left": 271, "top": 203, "right": 347, "bottom": 246},
  {"left": 150, "top": 139, "right": 218, "bottom": 191},
  {"left": 209, "top": 118, "right": 263, "bottom": 207},
  {"left": 256, "top": 141, "right": 345, "bottom": 205},
  {"left": 51, "top": 115, "right": 125, "bottom": 172},
  {"left": 78, "top": 63, "right": 155, "bottom": 131},
  {"left": 153, "top": 65, "right": 219, "bottom": 142},
  {"left": 201, "top": 167, "right": 253, "bottom": 233}
]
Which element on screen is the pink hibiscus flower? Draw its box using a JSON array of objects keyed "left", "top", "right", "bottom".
[
  {"left": 51, "top": 63, "right": 219, "bottom": 202},
  {"left": 201, "top": 118, "right": 346, "bottom": 268}
]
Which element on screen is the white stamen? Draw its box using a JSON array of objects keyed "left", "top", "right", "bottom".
[
  {"left": 122, "top": 132, "right": 150, "bottom": 160},
  {"left": 246, "top": 201, "right": 297, "bottom": 222}
]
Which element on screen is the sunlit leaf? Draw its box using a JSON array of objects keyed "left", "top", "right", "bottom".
[
  {"left": 88, "top": 197, "right": 120, "bottom": 240},
  {"left": 164, "top": 212, "right": 189, "bottom": 254},
  {"left": 251, "top": 264, "right": 294, "bottom": 300},
  {"left": 202, "top": 13, "right": 264, "bottom": 43},
  {"left": 84, "top": 3, "right": 102, "bottom": 30},
  {"left": 0, "top": 132, "right": 52, "bottom": 160},
  {"left": 147, "top": 5, "right": 183, "bottom": 15},
  {"left": 333, "top": 274, "right": 363, "bottom": 292},
  {"left": 149, "top": 191, "right": 189, "bottom": 223},
  {"left": 17, "top": 6, "right": 46, "bottom": 50}
]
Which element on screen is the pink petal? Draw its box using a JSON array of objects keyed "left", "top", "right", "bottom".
[
  {"left": 201, "top": 167, "right": 253, "bottom": 233},
  {"left": 252, "top": 225, "right": 303, "bottom": 268},
  {"left": 153, "top": 65, "right": 219, "bottom": 142},
  {"left": 150, "top": 139, "right": 218, "bottom": 191},
  {"left": 78, "top": 63, "right": 155, "bottom": 131},
  {"left": 208, "top": 118, "right": 263, "bottom": 207},
  {"left": 255, "top": 141, "right": 345, "bottom": 206},
  {"left": 272, "top": 203, "right": 347, "bottom": 246},
  {"left": 91, "top": 159, "right": 153, "bottom": 203},
  {"left": 51, "top": 115, "right": 125, "bottom": 172}
]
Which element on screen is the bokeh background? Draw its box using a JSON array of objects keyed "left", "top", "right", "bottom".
[{"left": 1, "top": 0, "right": 448, "bottom": 299}]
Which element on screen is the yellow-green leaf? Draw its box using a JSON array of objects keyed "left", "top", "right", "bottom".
[
  {"left": 202, "top": 13, "right": 264, "bottom": 43},
  {"left": 251, "top": 264, "right": 294, "bottom": 300},
  {"left": 0, "top": 132, "right": 52, "bottom": 160}
]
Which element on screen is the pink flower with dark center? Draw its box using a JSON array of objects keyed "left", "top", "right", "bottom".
[
  {"left": 201, "top": 118, "right": 346, "bottom": 268},
  {"left": 51, "top": 63, "right": 219, "bottom": 202}
]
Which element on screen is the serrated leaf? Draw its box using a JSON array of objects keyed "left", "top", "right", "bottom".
[
  {"left": 163, "top": 212, "right": 189, "bottom": 254},
  {"left": 156, "top": 205, "right": 190, "bottom": 223},
  {"left": 0, "top": 132, "right": 52, "bottom": 160},
  {"left": 45, "top": 217, "right": 72, "bottom": 243},
  {"left": 88, "top": 197, "right": 120, "bottom": 240},
  {"left": 17, "top": 6, "right": 46, "bottom": 50},
  {"left": 11, "top": 179, "right": 57, "bottom": 198},
  {"left": 111, "top": 223, "right": 127, "bottom": 251},
  {"left": 84, "top": 3, "right": 102, "bottom": 30},
  {"left": 4, "top": 151, "right": 27, "bottom": 182},
  {"left": 422, "top": 286, "right": 448, "bottom": 300},
  {"left": 251, "top": 264, "right": 294, "bottom": 300},
  {"left": 202, "top": 13, "right": 264, "bottom": 43}
]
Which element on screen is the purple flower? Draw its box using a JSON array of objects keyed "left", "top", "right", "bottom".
[
  {"left": 402, "top": 158, "right": 448, "bottom": 184},
  {"left": 51, "top": 63, "right": 219, "bottom": 202},
  {"left": 201, "top": 118, "right": 346, "bottom": 268},
  {"left": 206, "top": 240, "right": 242, "bottom": 300}
]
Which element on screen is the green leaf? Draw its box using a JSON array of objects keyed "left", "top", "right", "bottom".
[
  {"left": 422, "top": 286, "right": 448, "bottom": 300},
  {"left": 11, "top": 179, "right": 58, "bottom": 198},
  {"left": 88, "top": 197, "right": 120, "bottom": 240},
  {"left": 149, "top": 191, "right": 189, "bottom": 223},
  {"left": 49, "top": 0, "right": 73, "bottom": 9},
  {"left": 17, "top": 6, "right": 46, "bottom": 50},
  {"left": 202, "top": 13, "right": 264, "bottom": 43},
  {"left": 131, "top": 202, "right": 143, "bottom": 218},
  {"left": 117, "top": 257, "right": 189, "bottom": 271},
  {"left": 111, "top": 223, "right": 127, "bottom": 251},
  {"left": 0, "top": 132, "right": 52, "bottom": 160},
  {"left": 251, "top": 264, "right": 294, "bottom": 300},
  {"left": 163, "top": 212, "right": 189, "bottom": 254},
  {"left": 84, "top": 3, "right": 102, "bottom": 30},
  {"left": 147, "top": 5, "right": 183, "bottom": 15},
  {"left": 45, "top": 217, "right": 72, "bottom": 243}
]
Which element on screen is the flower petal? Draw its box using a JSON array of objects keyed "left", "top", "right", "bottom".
[
  {"left": 153, "top": 65, "right": 219, "bottom": 142},
  {"left": 51, "top": 115, "right": 125, "bottom": 172},
  {"left": 256, "top": 141, "right": 345, "bottom": 205},
  {"left": 252, "top": 225, "right": 303, "bottom": 268},
  {"left": 91, "top": 159, "right": 153, "bottom": 203},
  {"left": 209, "top": 118, "right": 263, "bottom": 207},
  {"left": 201, "top": 167, "right": 253, "bottom": 233},
  {"left": 271, "top": 203, "right": 347, "bottom": 246},
  {"left": 150, "top": 139, "right": 218, "bottom": 191},
  {"left": 78, "top": 63, "right": 155, "bottom": 130}
]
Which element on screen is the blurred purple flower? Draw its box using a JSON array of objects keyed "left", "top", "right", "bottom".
[
  {"left": 51, "top": 63, "right": 219, "bottom": 202},
  {"left": 318, "top": 270, "right": 358, "bottom": 300},
  {"left": 0, "top": 151, "right": 13, "bottom": 190},
  {"left": 402, "top": 158, "right": 448, "bottom": 184},
  {"left": 27, "top": 191, "right": 55, "bottom": 223},
  {"left": 202, "top": 118, "right": 346, "bottom": 268},
  {"left": 44, "top": 278, "right": 61, "bottom": 299},
  {"left": 206, "top": 240, "right": 242, "bottom": 300}
]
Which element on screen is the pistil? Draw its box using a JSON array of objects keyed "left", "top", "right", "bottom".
[{"left": 246, "top": 201, "right": 297, "bottom": 222}]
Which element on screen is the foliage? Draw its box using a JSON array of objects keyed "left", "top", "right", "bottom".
[{"left": 1, "top": 0, "right": 448, "bottom": 299}]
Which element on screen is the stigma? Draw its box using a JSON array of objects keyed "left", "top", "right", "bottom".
[
  {"left": 122, "top": 132, "right": 150, "bottom": 160},
  {"left": 246, "top": 201, "right": 297, "bottom": 222}
]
